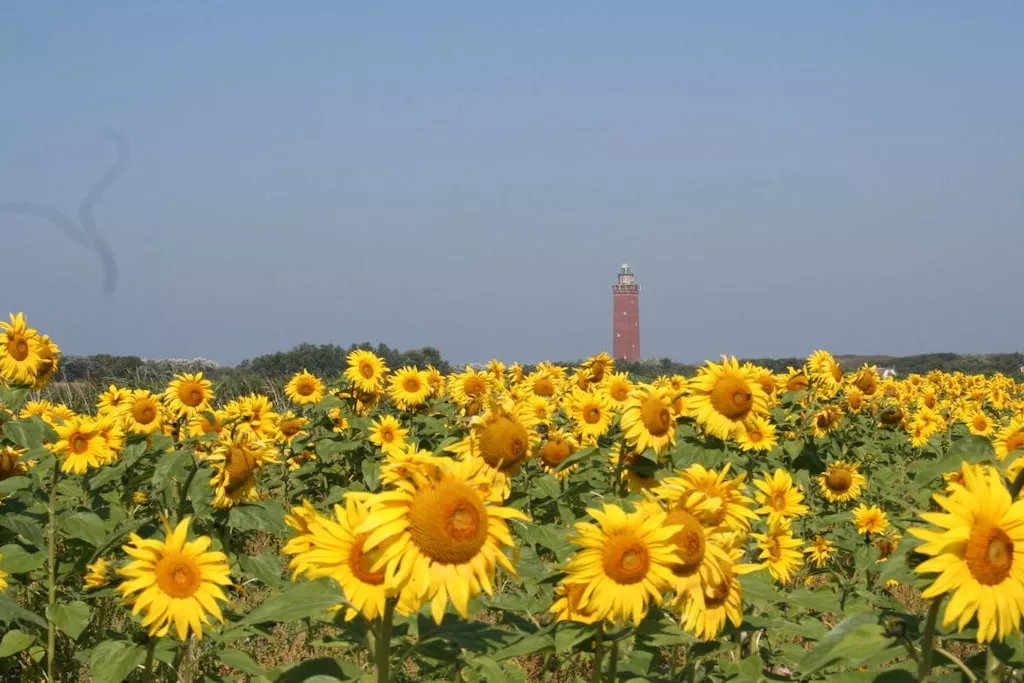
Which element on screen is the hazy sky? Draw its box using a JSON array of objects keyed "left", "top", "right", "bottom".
[{"left": 3, "top": 3, "right": 1023, "bottom": 367}]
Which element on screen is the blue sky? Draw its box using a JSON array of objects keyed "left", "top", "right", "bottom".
[{"left": 3, "top": 2, "right": 1023, "bottom": 366}]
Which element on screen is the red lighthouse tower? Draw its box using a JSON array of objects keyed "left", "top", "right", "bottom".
[{"left": 612, "top": 263, "right": 640, "bottom": 362}]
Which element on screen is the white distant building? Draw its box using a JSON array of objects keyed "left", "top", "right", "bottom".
[{"left": 876, "top": 366, "right": 897, "bottom": 379}]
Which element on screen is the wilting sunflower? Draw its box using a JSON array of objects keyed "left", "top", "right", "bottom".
[
  {"left": 164, "top": 372, "right": 214, "bottom": 417},
  {"left": 620, "top": 384, "right": 677, "bottom": 456},
  {"left": 568, "top": 389, "right": 614, "bottom": 442},
  {"left": 124, "top": 390, "right": 165, "bottom": 436},
  {"left": 910, "top": 466, "right": 1024, "bottom": 643},
  {"left": 355, "top": 457, "right": 528, "bottom": 625},
  {"left": 852, "top": 504, "right": 889, "bottom": 535},
  {"left": 806, "top": 349, "right": 844, "bottom": 398},
  {"left": 53, "top": 416, "right": 112, "bottom": 475},
  {"left": 0, "top": 446, "right": 31, "bottom": 481},
  {"left": 32, "top": 334, "right": 61, "bottom": 390},
  {"left": 994, "top": 418, "right": 1024, "bottom": 461},
  {"left": 810, "top": 406, "right": 843, "bottom": 438},
  {"left": 851, "top": 365, "right": 880, "bottom": 396},
  {"left": 285, "top": 370, "right": 325, "bottom": 406},
  {"left": 550, "top": 582, "right": 599, "bottom": 624},
  {"left": 582, "top": 352, "right": 614, "bottom": 384},
  {"left": 84, "top": 557, "right": 111, "bottom": 590},
  {"left": 207, "top": 431, "right": 279, "bottom": 508},
  {"left": 116, "top": 517, "right": 232, "bottom": 640},
  {"left": 753, "top": 469, "right": 809, "bottom": 525},
  {"left": 284, "top": 495, "right": 421, "bottom": 621},
  {"left": 0, "top": 312, "right": 41, "bottom": 385},
  {"left": 687, "top": 356, "right": 769, "bottom": 440},
  {"left": 735, "top": 415, "right": 778, "bottom": 452},
  {"left": 344, "top": 350, "right": 389, "bottom": 393},
  {"left": 804, "top": 536, "right": 836, "bottom": 568},
  {"left": 387, "top": 366, "right": 431, "bottom": 410},
  {"left": 564, "top": 502, "right": 680, "bottom": 625},
  {"left": 818, "top": 460, "right": 867, "bottom": 503},
  {"left": 368, "top": 415, "right": 410, "bottom": 457},
  {"left": 752, "top": 519, "right": 804, "bottom": 584}
]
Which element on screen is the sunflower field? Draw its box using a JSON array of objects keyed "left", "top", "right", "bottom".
[{"left": 3, "top": 312, "right": 1024, "bottom": 682}]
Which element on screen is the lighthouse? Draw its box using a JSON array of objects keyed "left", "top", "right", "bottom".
[{"left": 612, "top": 264, "right": 640, "bottom": 362}]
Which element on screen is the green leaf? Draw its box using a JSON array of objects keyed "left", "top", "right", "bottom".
[
  {"left": 218, "top": 647, "right": 267, "bottom": 676},
  {"left": 0, "top": 629, "right": 35, "bottom": 658},
  {"left": 490, "top": 630, "right": 554, "bottom": 661},
  {"left": 238, "top": 552, "right": 284, "bottom": 587},
  {"left": 788, "top": 587, "right": 840, "bottom": 613},
  {"left": 0, "top": 595, "right": 47, "bottom": 628},
  {"left": 739, "top": 570, "right": 781, "bottom": 604},
  {"left": 0, "top": 475, "right": 31, "bottom": 495},
  {"left": 87, "top": 460, "right": 125, "bottom": 489},
  {"left": 554, "top": 621, "right": 599, "bottom": 653},
  {"left": 269, "top": 656, "right": 364, "bottom": 683},
  {"left": 3, "top": 417, "right": 52, "bottom": 449},
  {"left": 49, "top": 600, "right": 91, "bottom": 640},
  {"left": 229, "top": 500, "right": 288, "bottom": 534},
  {"left": 556, "top": 446, "right": 596, "bottom": 472},
  {"left": 151, "top": 449, "right": 192, "bottom": 490},
  {"left": 229, "top": 578, "right": 344, "bottom": 631},
  {"left": 0, "top": 543, "right": 45, "bottom": 573},
  {"left": 61, "top": 511, "right": 108, "bottom": 547},
  {"left": 799, "top": 612, "right": 896, "bottom": 674},
  {"left": 361, "top": 458, "right": 380, "bottom": 491},
  {"left": 0, "top": 512, "right": 46, "bottom": 548},
  {"left": 86, "top": 640, "right": 148, "bottom": 683},
  {"left": 315, "top": 438, "right": 361, "bottom": 459},
  {"left": 948, "top": 434, "right": 996, "bottom": 464},
  {"left": 0, "top": 386, "right": 30, "bottom": 412},
  {"left": 464, "top": 655, "right": 510, "bottom": 683}
]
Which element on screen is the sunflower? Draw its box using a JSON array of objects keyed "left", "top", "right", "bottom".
[
  {"left": 687, "top": 356, "right": 769, "bottom": 440},
  {"left": 994, "top": 418, "right": 1024, "bottom": 461},
  {"left": 32, "top": 334, "right": 61, "bottom": 390},
  {"left": 782, "top": 367, "right": 809, "bottom": 393},
  {"left": 164, "top": 372, "right": 214, "bottom": 417},
  {"left": 18, "top": 399, "right": 52, "bottom": 421},
  {"left": 388, "top": 366, "right": 431, "bottom": 410},
  {"left": 620, "top": 384, "right": 677, "bottom": 456},
  {"left": 537, "top": 430, "right": 581, "bottom": 479},
  {"left": 97, "top": 385, "right": 133, "bottom": 418},
  {"left": 844, "top": 386, "right": 865, "bottom": 414},
  {"left": 655, "top": 463, "right": 759, "bottom": 532},
  {"left": 810, "top": 406, "right": 842, "bottom": 438},
  {"left": 447, "top": 367, "right": 491, "bottom": 408},
  {"left": 851, "top": 365, "right": 880, "bottom": 397},
  {"left": 852, "top": 504, "right": 888, "bottom": 535},
  {"left": 355, "top": 457, "right": 528, "bottom": 625},
  {"left": 0, "top": 312, "right": 42, "bottom": 385},
  {"left": 525, "top": 396, "right": 554, "bottom": 425},
  {"left": 0, "top": 446, "right": 31, "bottom": 480},
  {"left": 52, "top": 416, "right": 112, "bottom": 475},
  {"left": 582, "top": 352, "right": 614, "bottom": 384},
  {"left": 753, "top": 469, "right": 809, "bottom": 525},
  {"left": 368, "top": 415, "right": 410, "bottom": 457},
  {"left": 735, "top": 415, "right": 778, "bottom": 452},
  {"left": 84, "top": 558, "right": 111, "bottom": 590},
  {"left": 344, "top": 350, "right": 389, "bottom": 393},
  {"left": 283, "top": 495, "right": 421, "bottom": 621},
  {"left": 379, "top": 446, "right": 437, "bottom": 487},
  {"left": 207, "top": 431, "right": 279, "bottom": 508},
  {"left": 910, "top": 466, "right": 1024, "bottom": 643},
  {"left": 605, "top": 372, "right": 633, "bottom": 407},
  {"left": 568, "top": 389, "right": 614, "bottom": 442},
  {"left": 124, "top": 390, "right": 165, "bottom": 436},
  {"left": 526, "top": 369, "right": 561, "bottom": 399},
  {"left": 0, "top": 556, "right": 8, "bottom": 592},
  {"left": 678, "top": 540, "right": 760, "bottom": 641},
  {"left": 804, "top": 536, "right": 836, "bottom": 568},
  {"left": 452, "top": 401, "right": 538, "bottom": 476},
  {"left": 964, "top": 409, "right": 995, "bottom": 438},
  {"left": 878, "top": 405, "right": 904, "bottom": 427},
  {"left": 116, "top": 517, "right": 232, "bottom": 640},
  {"left": 284, "top": 370, "right": 325, "bottom": 406},
  {"left": 806, "top": 349, "right": 844, "bottom": 398},
  {"left": 188, "top": 410, "right": 226, "bottom": 440},
  {"left": 277, "top": 411, "right": 309, "bottom": 442},
  {"left": 550, "top": 582, "right": 600, "bottom": 624},
  {"left": 223, "top": 394, "right": 279, "bottom": 438},
  {"left": 424, "top": 365, "right": 445, "bottom": 397},
  {"left": 752, "top": 519, "right": 804, "bottom": 584},
  {"left": 818, "top": 460, "right": 867, "bottom": 503},
  {"left": 564, "top": 502, "right": 680, "bottom": 625},
  {"left": 745, "top": 364, "right": 779, "bottom": 404}
]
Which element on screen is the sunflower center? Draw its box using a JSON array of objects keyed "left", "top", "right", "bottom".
[
  {"left": 70, "top": 434, "right": 90, "bottom": 454},
  {"left": 709, "top": 376, "right": 753, "bottom": 420},
  {"left": 10, "top": 336, "right": 29, "bottom": 362},
  {"left": 765, "top": 537, "right": 783, "bottom": 562},
  {"left": 787, "top": 375, "right": 809, "bottom": 392},
  {"left": 973, "top": 416, "right": 989, "bottom": 430},
  {"left": 610, "top": 383, "right": 630, "bottom": 402},
  {"left": 640, "top": 397, "right": 672, "bottom": 437},
  {"left": 478, "top": 415, "right": 529, "bottom": 471},
  {"left": 359, "top": 362, "right": 375, "bottom": 379},
  {"left": 155, "top": 553, "right": 202, "bottom": 599},
  {"left": 747, "top": 428, "right": 764, "bottom": 443},
  {"left": 297, "top": 380, "right": 315, "bottom": 396},
  {"left": 348, "top": 533, "right": 387, "bottom": 585},
  {"left": 603, "top": 532, "right": 651, "bottom": 585},
  {"left": 704, "top": 576, "right": 732, "bottom": 609},
  {"left": 380, "top": 427, "right": 395, "bottom": 443},
  {"left": 0, "top": 450, "right": 20, "bottom": 478},
  {"left": 539, "top": 439, "right": 573, "bottom": 468},
  {"left": 403, "top": 377, "right": 421, "bottom": 393},
  {"left": 533, "top": 378, "right": 554, "bottom": 397},
  {"left": 826, "top": 468, "right": 853, "bottom": 492},
  {"left": 134, "top": 402, "right": 157, "bottom": 424},
  {"left": 224, "top": 446, "right": 257, "bottom": 494},
  {"left": 583, "top": 405, "right": 602, "bottom": 425},
  {"left": 830, "top": 364, "right": 843, "bottom": 382},
  {"left": 966, "top": 523, "right": 1014, "bottom": 586},
  {"left": 464, "top": 377, "right": 486, "bottom": 396},
  {"left": 565, "top": 583, "right": 593, "bottom": 617},
  {"left": 771, "top": 493, "right": 788, "bottom": 510},
  {"left": 1006, "top": 433, "right": 1024, "bottom": 455},
  {"left": 881, "top": 408, "right": 903, "bottom": 425},
  {"left": 665, "top": 509, "right": 705, "bottom": 577},
  {"left": 407, "top": 478, "right": 489, "bottom": 565},
  {"left": 856, "top": 373, "right": 878, "bottom": 395},
  {"left": 180, "top": 386, "right": 205, "bottom": 407}
]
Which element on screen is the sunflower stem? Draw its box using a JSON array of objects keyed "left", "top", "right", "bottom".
[
  {"left": 141, "top": 637, "right": 158, "bottom": 683},
  {"left": 46, "top": 459, "right": 60, "bottom": 683},
  {"left": 933, "top": 647, "right": 977, "bottom": 682},
  {"left": 985, "top": 648, "right": 1003, "bottom": 683},
  {"left": 607, "top": 637, "right": 619, "bottom": 683},
  {"left": 376, "top": 598, "right": 396, "bottom": 683},
  {"left": 918, "top": 597, "right": 942, "bottom": 681},
  {"left": 176, "top": 457, "right": 200, "bottom": 522},
  {"left": 591, "top": 625, "right": 605, "bottom": 683}
]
